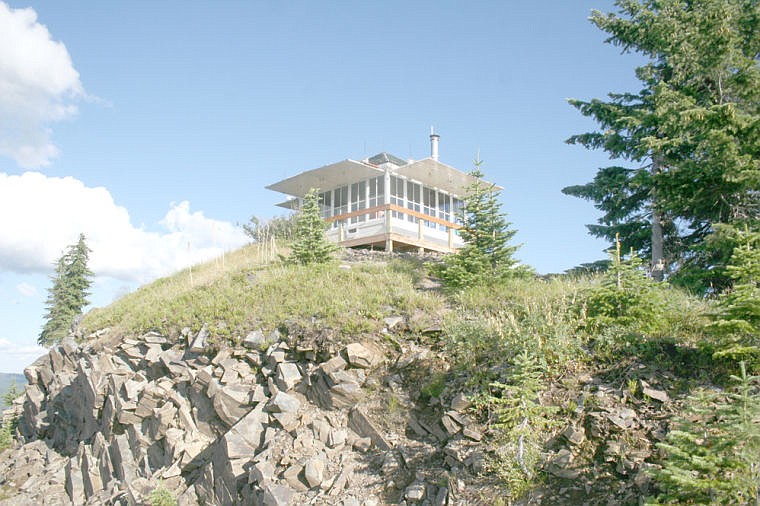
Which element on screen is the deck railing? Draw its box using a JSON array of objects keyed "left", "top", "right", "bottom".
[{"left": 324, "top": 203, "right": 461, "bottom": 251}]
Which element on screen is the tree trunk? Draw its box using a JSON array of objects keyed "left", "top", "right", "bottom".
[{"left": 651, "top": 155, "right": 665, "bottom": 281}]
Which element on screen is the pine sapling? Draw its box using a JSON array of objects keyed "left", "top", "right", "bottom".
[{"left": 288, "top": 188, "right": 335, "bottom": 266}]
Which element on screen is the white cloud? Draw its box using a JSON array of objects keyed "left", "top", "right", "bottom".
[
  {"left": 0, "top": 338, "right": 47, "bottom": 368},
  {"left": 0, "top": 172, "right": 250, "bottom": 283},
  {"left": 15, "top": 282, "right": 36, "bottom": 297},
  {"left": 0, "top": 2, "right": 83, "bottom": 168}
]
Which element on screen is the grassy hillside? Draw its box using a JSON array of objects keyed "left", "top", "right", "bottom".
[
  {"left": 78, "top": 243, "right": 758, "bottom": 504},
  {"left": 83, "top": 244, "right": 445, "bottom": 346}
]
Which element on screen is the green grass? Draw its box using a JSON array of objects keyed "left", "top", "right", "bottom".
[
  {"left": 82, "top": 244, "right": 444, "bottom": 345},
  {"left": 443, "top": 276, "right": 590, "bottom": 385}
]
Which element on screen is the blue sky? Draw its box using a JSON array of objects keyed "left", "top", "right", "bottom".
[{"left": 0, "top": 1, "right": 646, "bottom": 373}]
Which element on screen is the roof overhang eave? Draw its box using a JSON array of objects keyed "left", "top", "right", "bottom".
[
  {"left": 274, "top": 198, "right": 299, "bottom": 210},
  {"left": 394, "top": 158, "right": 503, "bottom": 196},
  {"left": 267, "top": 159, "right": 384, "bottom": 197}
]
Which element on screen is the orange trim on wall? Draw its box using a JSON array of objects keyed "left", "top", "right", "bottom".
[{"left": 325, "top": 204, "right": 460, "bottom": 229}]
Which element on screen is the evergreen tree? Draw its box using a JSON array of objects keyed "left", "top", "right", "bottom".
[
  {"left": 2, "top": 380, "right": 20, "bottom": 408},
  {"left": 648, "top": 363, "right": 760, "bottom": 504},
  {"left": 564, "top": 0, "right": 760, "bottom": 292},
  {"left": 710, "top": 227, "right": 760, "bottom": 361},
  {"left": 288, "top": 188, "right": 335, "bottom": 265},
  {"left": 583, "top": 250, "right": 666, "bottom": 332},
  {"left": 488, "top": 351, "right": 558, "bottom": 498},
  {"left": 39, "top": 233, "right": 93, "bottom": 346},
  {"left": 437, "top": 159, "right": 521, "bottom": 289}
]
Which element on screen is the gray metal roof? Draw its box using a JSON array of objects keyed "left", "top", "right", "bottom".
[
  {"left": 367, "top": 152, "right": 407, "bottom": 167},
  {"left": 395, "top": 158, "right": 503, "bottom": 195},
  {"left": 267, "top": 156, "right": 502, "bottom": 200},
  {"left": 266, "top": 159, "right": 384, "bottom": 198}
]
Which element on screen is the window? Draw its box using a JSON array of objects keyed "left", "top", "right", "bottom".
[
  {"left": 368, "top": 176, "right": 384, "bottom": 219},
  {"left": 452, "top": 197, "right": 463, "bottom": 222},
  {"left": 390, "top": 176, "right": 404, "bottom": 220},
  {"left": 423, "top": 187, "right": 437, "bottom": 228},
  {"left": 406, "top": 181, "right": 420, "bottom": 223},
  {"left": 452, "top": 197, "right": 464, "bottom": 235},
  {"left": 437, "top": 191, "right": 450, "bottom": 231},
  {"left": 350, "top": 181, "right": 366, "bottom": 223},
  {"left": 319, "top": 191, "right": 332, "bottom": 219},
  {"left": 333, "top": 185, "right": 348, "bottom": 228}
]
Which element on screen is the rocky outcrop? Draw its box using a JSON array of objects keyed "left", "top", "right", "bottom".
[{"left": 0, "top": 321, "right": 482, "bottom": 505}]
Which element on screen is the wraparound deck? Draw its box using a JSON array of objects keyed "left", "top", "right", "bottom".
[{"left": 325, "top": 203, "right": 462, "bottom": 253}]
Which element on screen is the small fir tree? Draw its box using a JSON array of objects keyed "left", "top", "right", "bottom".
[
  {"left": 288, "top": 188, "right": 335, "bottom": 265},
  {"left": 39, "top": 233, "right": 93, "bottom": 346},
  {"left": 0, "top": 380, "right": 21, "bottom": 449},
  {"left": 488, "top": 351, "right": 558, "bottom": 497},
  {"left": 437, "top": 158, "right": 521, "bottom": 289},
  {"left": 648, "top": 363, "right": 760, "bottom": 505},
  {"left": 583, "top": 251, "right": 667, "bottom": 333},
  {"left": 3, "top": 380, "right": 20, "bottom": 407},
  {"left": 711, "top": 228, "right": 760, "bottom": 361}
]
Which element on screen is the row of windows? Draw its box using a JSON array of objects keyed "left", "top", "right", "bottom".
[{"left": 317, "top": 176, "right": 462, "bottom": 228}]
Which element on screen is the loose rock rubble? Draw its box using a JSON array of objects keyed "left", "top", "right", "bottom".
[
  {"left": 531, "top": 362, "right": 679, "bottom": 505},
  {"left": 0, "top": 320, "right": 484, "bottom": 505}
]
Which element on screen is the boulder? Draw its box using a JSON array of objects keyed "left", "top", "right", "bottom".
[
  {"left": 405, "top": 482, "right": 426, "bottom": 501},
  {"left": 607, "top": 407, "right": 637, "bottom": 430},
  {"left": 383, "top": 316, "right": 404, "bottom": 330},
  {"left": 344, "top": 343, "right": 380, "bottom": 369},
  {"left": 546, "top": 448, "right": 580, "bottom": 479},
  {"left": 462, "top": 427, "right": 483, "bottom": 442},
  {"left": 250, "top": 461, "right": 275, "bottom": 484},
  {"left": 450, "top": 393, "right": 471, "bottom": 412},
  {"left": 282, "top": 463, "right": 308, "bottom": 491},
  {"left": 440, "top": 413, "right": 461, "bottom": 435},
  {"left": 304, "top": 456, "right": 326, "bottom": 488},
  {"left": 261, "top": 483, "right": 295, "bottom": 506},
  {"left": 64, "top": 456, "right": 86, "bottom": 504},
  {"left": 243, "top": 330, "right": 266, "bottom": 349},
  {"left": 642, "top": 386, "right": 669, "bottom": 403},
  {"left": 562, "top": 424, "right": 585, "bottom": 446},
  {"left": 276, "top": 363, "right": 302, "bottom": 391},
  {"left": 267, "top": 391, "right": 301, "bottom": 413},
  {"left": 143, "top": 332, "right": 168, "bottom": 345},
  {"left": 109, "top": 434, "right": 139, "bottom": 483},
  {"left": 320, "top": 356, "right": 347, "bottom": 374},
  {"left": 213, "top": 384, "right": 252, "bottom": 426},
  {"left": 348, "top": 408, "right": 390, "bottom": 451}
]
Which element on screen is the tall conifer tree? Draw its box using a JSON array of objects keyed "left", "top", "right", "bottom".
[
  {"left": 39, "top": 234, "right": 93, "bottom": 346},
  {"left": 564, "top": 0, "right": 759, "bottom": 291}
]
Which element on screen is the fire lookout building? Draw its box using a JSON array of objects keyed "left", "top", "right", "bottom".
[{"left": 267, "top": 133, "right": 500, "bottom": 254}]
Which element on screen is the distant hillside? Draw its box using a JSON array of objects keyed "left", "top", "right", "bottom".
[{"left": 0, "top": 373, "right": 26, "bottom": 408}]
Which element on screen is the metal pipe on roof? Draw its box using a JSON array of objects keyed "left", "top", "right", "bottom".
[{"left": 430, "top": 127, "right": 440, "bottom": 161}]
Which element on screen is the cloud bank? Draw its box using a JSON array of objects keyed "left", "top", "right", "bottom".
[
  {"left": 0, "top": 172, "right": 249, "bottom": 283},
  {"left": 0, "top": 338, "right": 47, "bottom": 368},
  {"left": 0, "top": 2, "right": 83, "bottom": 168}
]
